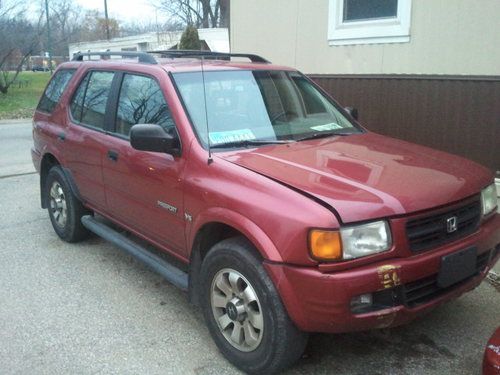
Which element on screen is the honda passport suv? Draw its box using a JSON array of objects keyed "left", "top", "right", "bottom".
[{"left": 32, "top": 51, "right": 500, "bottom": 374}]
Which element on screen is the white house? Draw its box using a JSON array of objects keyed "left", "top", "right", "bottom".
[{"left": 68, "top": 28, "right": 229, "bottom": 58}]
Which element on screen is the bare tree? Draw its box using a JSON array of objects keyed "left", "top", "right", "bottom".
[
  {"left": 77, "top": 9, "right": 121, "bottom": 42},
  {"left": 0, "top": 6, "right": 40, "bottom": 94},
  {"left": 120, "top": 20, "right": 183, "bottom": 37},
  {"left": 219, "top": 0, "right": 229, "bottom": 28},
  {"left": 155, "top": 0, "right": 229, "bottom": 28},
  {"left": 48, "top": 0, "right": 84, "bottom": 55}
]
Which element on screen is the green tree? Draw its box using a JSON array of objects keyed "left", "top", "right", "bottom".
[{"left": 179, "top": 25, "right": 201, "bottom": 50}]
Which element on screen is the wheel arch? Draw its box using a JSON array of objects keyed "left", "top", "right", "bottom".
[
  {"left": 40, "top": 153, "right": 60, "bottom": 208},
  {"left": 40, "top": 153, "right": 82, "bottom": 209},
  {"left": 187, "top": 208, "right": 283, "bottom": 305}
]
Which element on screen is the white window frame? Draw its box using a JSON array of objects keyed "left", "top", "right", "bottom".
[{"left": 328, "top": 0, "right": 412, "bottom": 46}]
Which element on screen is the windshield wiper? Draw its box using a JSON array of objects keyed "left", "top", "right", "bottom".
[
  {"left": 296, "top": 131, "right": 355, "bottom": 142},
  {"left": 210, "top": 139, "right": 293, "bottom": 149}
]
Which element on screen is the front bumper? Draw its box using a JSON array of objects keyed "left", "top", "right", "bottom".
[{"left": 265, "top": 213, "right": 500, "bottom": 333}]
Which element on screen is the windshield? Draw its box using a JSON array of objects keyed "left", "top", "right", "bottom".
[{"left": 173, "top": 70, "right": 360, "bottom": 148}]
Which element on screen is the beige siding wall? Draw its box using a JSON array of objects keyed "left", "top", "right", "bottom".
[{"left": 230, "top": 0, "right": 500, "bottom": 75}]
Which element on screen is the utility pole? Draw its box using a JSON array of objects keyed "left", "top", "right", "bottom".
[
  {"left": 44, "top": 0, "right": 53, "bottom": 74},
  {"left": 104, "top": 0, "right": 111, "bottom": 40}
]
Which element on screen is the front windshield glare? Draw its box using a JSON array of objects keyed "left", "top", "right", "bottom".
[{"left": 173, "top": 70, "right": 358, "bottom": 148}]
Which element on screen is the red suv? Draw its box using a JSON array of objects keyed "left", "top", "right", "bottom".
[{"left": 32, "top": 51, "right": 500, "bottom": 374}]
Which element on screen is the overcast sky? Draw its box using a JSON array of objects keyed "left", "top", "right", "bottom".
[
  {"left": 21, "top": 0, "right": 167, "bottom": 24},
  {"left": 74, "top": 0, "right": 166, "bottom": 23}
]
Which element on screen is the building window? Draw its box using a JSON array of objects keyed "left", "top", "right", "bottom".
[
  {"left": 343, "top": 0, "right": 398, "bottom": 21},
  {"left": 328, "top": 0, "right": 412, "bottom": 45}
]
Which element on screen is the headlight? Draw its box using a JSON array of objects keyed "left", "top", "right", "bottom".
[
  {"left": 309, "top": 220, "right": 392, "bottom": 261},
  {"left": 481, "top": 183, "right": 498, "bottom": 216},
  {"left": 340, "top": 221, "right": 392, "bottom": 260}
]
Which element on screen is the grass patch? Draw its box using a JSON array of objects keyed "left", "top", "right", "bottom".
[{"left": 0, "top": 71, "right": 50, "bottom": 120}]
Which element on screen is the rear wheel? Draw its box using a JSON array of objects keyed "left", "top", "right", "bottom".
[
  {"left": 46, "top": 166, "right": 91, "bottom": 242},
  {"left": 200, "top": 237, "right": 308, "bottom": 374}
]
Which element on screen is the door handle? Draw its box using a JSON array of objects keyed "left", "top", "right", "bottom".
[
  {"left": 107, "top": 150, "right": 119, "bottom": 162},
  {"left": 57, "top": 132, "right": 65, "bottom": 141}
]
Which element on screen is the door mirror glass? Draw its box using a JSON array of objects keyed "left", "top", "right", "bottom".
[
  {"left": 130, "top": 124, "right": 181, "bottom": 156},
  {"left": 344, "top": 106, "right": 359, "bottom": 121}
]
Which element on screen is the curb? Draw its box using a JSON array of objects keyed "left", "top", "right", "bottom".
[{"left": 0, "top": 118, "right": 32, "bottom": 125}]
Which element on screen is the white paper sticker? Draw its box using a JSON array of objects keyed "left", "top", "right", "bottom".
[
  {"left": 310, "top": 123, "right": 343, "bottom": 131},
  {"left": 209, "top": 129, "right": 256, "bottom": 145}
]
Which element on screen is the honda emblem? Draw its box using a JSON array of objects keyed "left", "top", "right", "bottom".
[{"left": 446, "top": 216, "right": 458, "bottom": 233}]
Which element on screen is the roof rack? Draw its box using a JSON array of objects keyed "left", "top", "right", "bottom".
[
  {"left": 148, "top": 50, "right": 271, "bottom": 64},
  {"left": 71, "top": 50, "right": 271, "bottom": 65},
  {"left": 72, "top": 51, "right": 157, "bottom": 64}
]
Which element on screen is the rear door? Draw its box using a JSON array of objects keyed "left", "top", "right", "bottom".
[
  {"left": 64, "top": 70, "right": 116, "bottom": 211},
  {"left": 101, "top": 71, "right": 187, "bottom": 256}
]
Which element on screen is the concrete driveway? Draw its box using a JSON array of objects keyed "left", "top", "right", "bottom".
[
  {"left": 0, "top": 119, "right": 36, "bottom": 177},
  {"left": 0, "top": 120, "right": 498, "bottom": 374}
]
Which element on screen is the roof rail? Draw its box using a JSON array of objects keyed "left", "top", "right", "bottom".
[
  {"left": 148, "top": 50, "right": 271, "bottom": 64},
  {"left": 72, "top": 51, "right": 157, "bottom": 65}
]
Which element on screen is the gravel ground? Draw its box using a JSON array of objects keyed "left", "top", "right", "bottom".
[{"left": 0, "top": 120, "right": 498, "bottom": 374}]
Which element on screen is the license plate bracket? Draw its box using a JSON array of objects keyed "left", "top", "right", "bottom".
[{"left": 437, "top": 247, "right": 477, "bottom": 288}]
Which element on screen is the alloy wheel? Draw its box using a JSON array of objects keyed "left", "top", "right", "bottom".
[
  {"left": 49, "top": 181, "right": 67, "bottom": 228},
  {"left": 210, "top": 268, "right": 264, "bottom": 352}
]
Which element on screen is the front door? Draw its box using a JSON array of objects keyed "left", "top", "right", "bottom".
[{"left": 101, "top": 72, "right": 187, "bottom": 256}]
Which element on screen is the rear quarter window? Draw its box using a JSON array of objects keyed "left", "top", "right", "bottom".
[{"left": 37, "top": 69, "right": 75, "bottom": 114}]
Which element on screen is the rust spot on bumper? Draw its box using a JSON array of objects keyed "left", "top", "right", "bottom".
[{"left": 377, "top": 264, "right": 401, "bottom": 290}]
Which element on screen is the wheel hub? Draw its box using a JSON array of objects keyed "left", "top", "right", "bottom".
[{"left": 226, "top": 298, "right": 246, "bottom": 322}]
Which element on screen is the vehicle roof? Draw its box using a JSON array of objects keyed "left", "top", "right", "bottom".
[{"left": 58, "top": 58, "right": 296, "bottom": 73}]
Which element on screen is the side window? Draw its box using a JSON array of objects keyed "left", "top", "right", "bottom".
[
  {"left": 37, "top": 69, "right": 75, "bottom": 114},
  {"left": 70, "top": 74, "right": 90, "bottom": 122},
  {"left": 70, "top": 71, "right": 114, "bottom": 130},
  {"left": 115, "top": 74, "right": 174, "bottom": 137}
]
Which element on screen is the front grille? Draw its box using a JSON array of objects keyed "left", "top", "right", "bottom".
[
  {"left": 406, "top": 200, "right": 481, "bottom": 252},
  {"left": 402, "top": 250, "right": 491, "bottom": 308}
]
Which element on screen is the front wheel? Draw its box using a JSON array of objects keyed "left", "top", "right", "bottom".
[{"left": 200, "top": 237, "right": 308, "bottom": 374}]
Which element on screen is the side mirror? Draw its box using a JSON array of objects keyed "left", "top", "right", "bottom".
[
  {"left": 130, "top": 124, "right": 181, "bottom": 156},
  {"left": 344, "top": 106, "right": 359, "bottom": 121}
]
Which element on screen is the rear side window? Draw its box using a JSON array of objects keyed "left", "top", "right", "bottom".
[
  {"left": 37, "top": 69, "right": 75, "bottom": 114},
  {"left": 115, "top": 74, "right": 174, "bottom": 137},
  {"left": 70, "top": 71, "right": 114, "bottom": 130}
]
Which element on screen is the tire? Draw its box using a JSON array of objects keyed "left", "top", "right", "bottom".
[
  {"left": 45, "top": 166, "right": 91, "bottom": 242},
  {"left": 200, "top": 236, "right": 308, "bottom": 374}
]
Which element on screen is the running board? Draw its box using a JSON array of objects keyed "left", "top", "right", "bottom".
[{"left": 81, "top": 215, "right": 188, "bottom": 291}]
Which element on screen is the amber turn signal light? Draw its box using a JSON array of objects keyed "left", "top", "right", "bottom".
[{"left": 309, "top": 230, "right": 342, "bottom": 261}]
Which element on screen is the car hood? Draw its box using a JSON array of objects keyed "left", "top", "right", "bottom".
[{"left": 217, "top": 132, "right": 492, "bottom": 223}]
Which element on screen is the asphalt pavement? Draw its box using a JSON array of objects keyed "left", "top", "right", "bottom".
[{"left": 0, "top": 120, "right": 498, "bottom": 375}]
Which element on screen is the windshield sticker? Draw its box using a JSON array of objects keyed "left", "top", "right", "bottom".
[
  {"left": 209, "top": 129, "right": 256, "bottom": 145},
  {"left": 311, "top": 123, "right": 343, "bottom": 131}
]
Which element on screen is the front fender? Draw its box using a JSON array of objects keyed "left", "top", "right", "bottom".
[{"left": 189, "top": 207, "right": 283, "bottom": 262}]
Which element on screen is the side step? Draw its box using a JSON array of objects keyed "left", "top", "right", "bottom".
[{"left": 81, "top": 215, "right": 188, "bottom": 291}]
